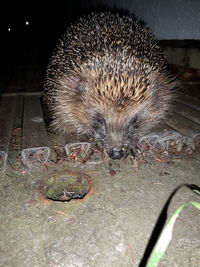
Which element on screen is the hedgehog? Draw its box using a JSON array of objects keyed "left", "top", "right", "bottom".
[{"left": 43, "top": 11, "right": 176, "bottom": 160}]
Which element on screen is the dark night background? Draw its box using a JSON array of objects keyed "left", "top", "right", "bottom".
[
  {"left": 2, "top": 0, "right": 200, "bottom": 64},
  {"left": 1, "top": 1, "right": 89, "bottom": 66},
  {"left": 0, "top": 0, "right": 199, "bottom": 92}
]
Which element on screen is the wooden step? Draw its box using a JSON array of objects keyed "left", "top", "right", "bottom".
[
  {"left": 0, "top": 96, "right": 16, "bottom": 169},
  {"left": 21, "top": 95, "right": 50, "bottom": 165},
  {"left": 173, "top": 101, "right": 200, "bottom": 125},
  {"left": 166, "top": 112, "right": 200, "bottom": 140},
  {"left": 177, "top": 93, "right": 200, "bottom": 111}
]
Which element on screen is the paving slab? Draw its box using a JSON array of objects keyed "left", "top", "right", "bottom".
[{"left": 0, "top": 154, "right": 199, "bottom": 267}]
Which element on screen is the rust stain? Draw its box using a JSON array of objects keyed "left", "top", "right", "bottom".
[
  {"left": 77, "top": 183, "right": 96, "bottom": 203},
  {"left": 38, "top": 194, "right": 52, "bottom": 204}
]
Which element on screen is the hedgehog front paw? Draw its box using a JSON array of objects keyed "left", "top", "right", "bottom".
[{"left": 126, "top": 142, "right": 141, "bottom": 158}]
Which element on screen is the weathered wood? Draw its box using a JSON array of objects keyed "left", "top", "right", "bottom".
[
  {"left": 13, "top": 95, "right": 24, "bottom": 129},
  {"left": 166, "top": 112, "right": 200, "bottom": 139},
  {"left": 1, "top": 92, "right": 41, "bottom": 97},
  {"left": 177, "top": 93, "right": 200, "bottom": 111},
  {"left": 179, "top": 82, "right": 200, "bottom": 100},
  {"left": 173, "top": 101, "right": 200, "bottom": 125},
  {"left": 6, "top": 65, "right": 24, "bottom": 93},
  {"left": 22, "top": 95, "right": 50, "bottom": 164},
  {"left": 6, "top": 65, "right": 45, "bottom": 93},
  {"left": 0, "top": 65, "right": 13, "bottom": 94},
  {"left": 0, "top": 96, "right": 16, "bottom": 169},
  {"left": 22, "top": 65, "right": 45, "bottom": 92}
]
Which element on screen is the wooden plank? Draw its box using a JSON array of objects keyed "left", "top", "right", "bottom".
[
  {"left": 1, "top": 92, "right": 41, "bottom": 97},
  {"left": 166, "top": 112, "right": 200, "bottom": 139},
  {"left": 23, "top": 65, "right": 45, "bottom": 92},
  {"left": 0, "top": 96, "right": 16, "bottom": 169},
  {"left": 173, "top": 101, "right": 200, "bottom": 125},
  {"left": 177, "top": 93, "right": 200, "bottom": 111},
  {"left": 179, "top": 82, "right": 200, "bottom": 101},
  {"left": 6, "top": 65, "right": 24, "bottom": 93},
  {"left": 6, "top": 65, "right": 45, "bottom": 93},
  {"left": 13, "top": 95, "right": 24, "bottom": 129},
  {"left": 0, "top": 65, "right": 13, "bottom": 94},
  {"left": 21, "top": 95, "right": 50, "bottom": 165}
]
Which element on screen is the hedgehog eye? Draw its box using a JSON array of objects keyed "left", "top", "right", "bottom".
[
  {"left": 93, "top": 113, "right": 107, "bottom": 140},
  {"left": 93, "top": 112, "right": 107, "bottom": 132},
  {"left": 129, "top": 115, "right": 138, "bottom": 125},
  {"left": 94, "top": 112, "right": 106, "bottom": 126}
]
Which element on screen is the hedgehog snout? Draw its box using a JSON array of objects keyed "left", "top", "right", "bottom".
[{"left": 108, "top": 147, "right": 125, "bottom": 160}]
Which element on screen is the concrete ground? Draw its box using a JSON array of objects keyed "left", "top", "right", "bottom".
[{"left": 1, "top": 147, "right": 200, "bottom": 267}]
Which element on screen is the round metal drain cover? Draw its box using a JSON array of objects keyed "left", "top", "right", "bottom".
[{"left": 43, "top": 171, "right": 91, "bottom": 202}]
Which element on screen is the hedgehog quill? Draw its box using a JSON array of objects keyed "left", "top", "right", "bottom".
[{"left": 43, "top": 11, "right": 176, "bottom": 160}]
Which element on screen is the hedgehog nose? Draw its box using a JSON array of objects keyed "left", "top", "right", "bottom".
[{"left": 109, "top": 148, "right": 124, "bottom": 160}]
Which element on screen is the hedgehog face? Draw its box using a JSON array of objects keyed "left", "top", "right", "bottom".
[{"left": 92, "top": 111, "right": 140, "bottom": 159}]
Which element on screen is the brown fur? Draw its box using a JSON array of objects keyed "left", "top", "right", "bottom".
[{"left": 43, "top": 11, "right": 176, "bottom": 154}]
